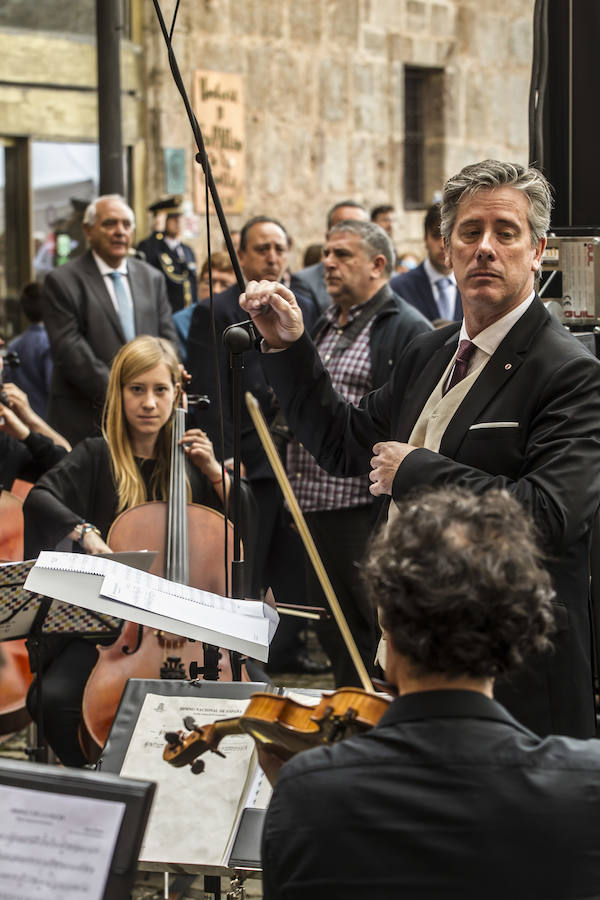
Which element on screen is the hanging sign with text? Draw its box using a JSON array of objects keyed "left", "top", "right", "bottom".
[{"left": 193, "top": 70, "right": 245, "bottom": 214}]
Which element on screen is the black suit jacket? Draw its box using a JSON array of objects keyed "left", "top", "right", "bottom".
[
  {"left": 186, "top": 276, "right": 320, "bottom": 480},
  {"left": 390, "top": 261, "right": 462, "bottom": 321},
  {"left": 262, "top": 297, "right": 600, "bottom": 737},
  {"left": 263, "top": 689, "right": 600, "bottom": 900},
  {"left": 43, "top": 251, "right": 177, "bottom": 445}
]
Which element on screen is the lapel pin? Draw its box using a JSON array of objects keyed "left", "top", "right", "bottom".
[{"left": 505, "top": 363, "right": 512, "bottom": 371}]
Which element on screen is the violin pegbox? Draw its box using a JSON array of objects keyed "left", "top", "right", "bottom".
[{"left": 163, "top": 718, "right": 225, "bottom": 773}]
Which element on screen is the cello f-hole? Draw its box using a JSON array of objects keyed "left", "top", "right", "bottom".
[{"left": 121, "top": 624, "right": 144, "bottom": 655}]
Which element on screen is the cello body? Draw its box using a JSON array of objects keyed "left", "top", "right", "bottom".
[
  {"left": 0, "top": 484, "right": 34, "bottom": 735},
  {"left": 80, "top": 501, "right": 244, "bottom": 758}
]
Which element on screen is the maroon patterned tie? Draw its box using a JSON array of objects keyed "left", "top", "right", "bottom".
[{"left": 444, "top": 339, "right": 477, "bottom": 395}]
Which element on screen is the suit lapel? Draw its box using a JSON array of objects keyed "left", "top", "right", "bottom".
[
  {"left": 80, "top": 252, "right": 125, "bottom": 341},
  {"left": 440, "top": 297, "right": 549, "bottom": 458}
]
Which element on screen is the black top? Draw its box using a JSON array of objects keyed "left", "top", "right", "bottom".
[
  {"left": 23, "top": 437, "right": 225, "bottom": 558},
  {"left": 263, "top": 689, "right": 600, "bottom": 900},
  {"left": 0, "top": 431, "right": 66, "bottom": 493}
]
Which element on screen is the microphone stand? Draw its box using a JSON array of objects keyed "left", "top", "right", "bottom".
[{"left": 150, "top": 2, "right": 259, "bottom": 684}]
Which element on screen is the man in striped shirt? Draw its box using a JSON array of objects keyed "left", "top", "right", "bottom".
[{"left": 288, "top": 219, "right": 431, "bottom": 686}]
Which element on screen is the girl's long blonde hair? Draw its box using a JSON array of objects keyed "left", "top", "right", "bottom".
[{"left": 102, "top": 336, "right": 182, "bottom": 513}]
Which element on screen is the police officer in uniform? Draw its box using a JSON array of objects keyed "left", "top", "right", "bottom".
[{"left": 137, "top": 195, "right": 198, "bottom": 313}]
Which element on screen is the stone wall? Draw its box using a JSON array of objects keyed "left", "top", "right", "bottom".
[{"left": 141, "top": 0, "right": 535, "bottom": 264}]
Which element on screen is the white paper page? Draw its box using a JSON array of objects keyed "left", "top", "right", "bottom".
[
  {"left": 0, "top": 784, "right": 125, "bottom": 900},
  {"left": 119, "top": 693, "right": 257, "bottom": 869},
  {"left": 25, "top": 553, "right": 279, "bottom": 659}
]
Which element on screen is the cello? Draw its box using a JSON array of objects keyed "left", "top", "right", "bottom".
[
  {"left": 0, "top": 481, "right": 34, "bottom": 735},
  {"left": 79, "top": 402, "right": 244, "bottom": 760}
]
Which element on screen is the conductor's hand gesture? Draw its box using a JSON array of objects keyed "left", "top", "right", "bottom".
[{"left": 239, "top": 280, "right": 305, "bottom": 350}]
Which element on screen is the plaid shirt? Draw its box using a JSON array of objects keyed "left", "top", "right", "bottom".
[{"left": 287, "top": 301, "right": 374, "bottom": 512}]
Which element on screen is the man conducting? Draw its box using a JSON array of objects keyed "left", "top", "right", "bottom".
[
  {"left": 261, "top": 487, "right": 600, "bottom": 900},
  {"left": 241, "top": 159, "right": 600, "bottom": 738}
]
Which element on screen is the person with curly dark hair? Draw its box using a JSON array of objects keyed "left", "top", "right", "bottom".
[{"left": 261, "top": 487, "right": 600, "bottom": 900}]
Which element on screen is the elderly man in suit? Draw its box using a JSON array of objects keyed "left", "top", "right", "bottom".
[
  {"left": 241, "top": 159, "right": 600, "bottom": 739},
  {"left": 43, "top": 194, "right": 177, "bottom": 445},
  {"left": 390, "top": 202, "right": 463, "bottom": 324}
]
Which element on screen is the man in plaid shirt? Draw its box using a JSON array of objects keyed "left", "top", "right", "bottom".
[{"left": 287, "top": 220, "right": 431, "bottom": 686}]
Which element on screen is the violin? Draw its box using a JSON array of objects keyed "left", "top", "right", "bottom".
[
  {"left": 79, "top": 402, "right": 244, "bottom": 761},
  {"left": 163, "top": 688, "right": 391, "bottom": 773}
]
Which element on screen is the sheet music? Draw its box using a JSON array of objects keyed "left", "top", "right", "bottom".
[
  {"left": 25, "top": 552, "right": 279, "bottom": 659},
  {"left": 119, "top": 693, "right": 261, "bottom": 869},
  {"left": 0, "top": 783, "right": 125, "bottom": 900}
]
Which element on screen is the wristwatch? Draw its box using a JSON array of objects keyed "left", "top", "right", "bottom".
[{"left": 73, "top": 522, "right": 101, "bottom": 545}]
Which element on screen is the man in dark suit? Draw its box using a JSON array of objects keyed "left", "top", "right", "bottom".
[
  {"left": 43, "top": 194, "right": 177, "bottom": 445},
  {"left": 261, "top": 487, "right": 600, "bottom": 900},
  {"left": 137, "top": 195, "right": 198, "bottom": 313},
  {"left": 186, "top": 215, "right": 326, "bottom": 673},
  {"left": 390, "top": 202, "right": 463, "bottom": 323},
  {"left": 241, "top": 159, "right": 600, "bottom": 738}
]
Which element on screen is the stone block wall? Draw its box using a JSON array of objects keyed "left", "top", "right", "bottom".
[{"left": 141, "top": 0, "right": 535, "bottom": 264}]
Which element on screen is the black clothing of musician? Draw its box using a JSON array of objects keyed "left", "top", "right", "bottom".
[
  {"left": 0, "top": 430, "right": 66, "bottom": 491},
  {"left": 24, "top": 437, "right": 252, "bottom": 766}
]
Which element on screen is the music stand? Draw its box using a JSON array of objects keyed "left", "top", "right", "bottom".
[
  {"left": 0, "top": 756, "right": 155, "bottom": 900},
  {"left": 100, "top": 678, "right": 273, "bottom": 898},
  {"left": 0, "top": 560, "right": 122, "bottom": 760}
]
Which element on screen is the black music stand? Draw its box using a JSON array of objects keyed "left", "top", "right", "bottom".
[
  {"left": 0, "top": 756, "right": 155, "bottom": 900},
  {"left": 100, "top": 678, "right": 274, "bottom": 899},
  {"left": 0, "top": 560, "right": 122, "bottom": 761}
]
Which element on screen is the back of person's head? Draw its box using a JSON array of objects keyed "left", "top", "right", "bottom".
[
  {"left": 302, "top": 243, "right": 323, "bottom": 268},
  {"left": 103, "top": 336, "right": 181, "bottom": 512},
  {"left": 440, "top": 159, "right": 552, "bottom": 246},
  {"left": 371, "top": 204, "right": 394, "bottom": 221},
  {"left": 363, "top": 486, "right": 555, "bottom": 679},
  {"left": 328, "top": 220, "right": 395, "bottom": 277},
  {"left": 423, "top": 202, "right": 442, "bottom": 239},
  {"left": 19, "top": 282, "right": 44, "bottom": 323},
  {"left": 326, "top": 200, "right": 368, "bottom": 230},
  {"left": 199, "top": 251, "right": 234, "bottom": 281}
]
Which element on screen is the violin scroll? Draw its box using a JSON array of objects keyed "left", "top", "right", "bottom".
[{"left": 163, "top": 719, "right": 228, "bottom": 770}]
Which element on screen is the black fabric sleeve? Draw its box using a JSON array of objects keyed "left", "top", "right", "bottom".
[{"left": 23, "top": 438, "right": 117, "bottom": 558}]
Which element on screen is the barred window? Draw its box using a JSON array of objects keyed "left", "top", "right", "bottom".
[{"left": 404, "top": 66, "right": 445, "bottom": 209}]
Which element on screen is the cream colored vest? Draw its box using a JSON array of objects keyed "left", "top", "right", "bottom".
[{"left": 376, "top": 353, "right": 488, "bottom": 669}]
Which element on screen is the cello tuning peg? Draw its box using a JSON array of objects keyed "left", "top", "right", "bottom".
[
  {"left": 185, "top": 393, "right": 211, "bottom": 409},
  {"left": 183, "top": 715, "right": 198, "bottom": 731},
  {"left": 164, "top": 731, "right": 182, "bottom": 747},
  {"left": 190, "top": 759, "right": 205, "bottom": 775}
]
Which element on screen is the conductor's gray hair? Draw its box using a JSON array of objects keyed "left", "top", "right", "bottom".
[
  {"left": 441, "top": 160, "right": 552, "bottom": 247},
  {"left": 328, "top": 220, "right": 395, "bottom": 277},
  {"left": 83, "top": 195, "right": 135, "bottom": 229}
]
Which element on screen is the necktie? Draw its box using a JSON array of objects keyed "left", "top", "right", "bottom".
[
  {"left": 108, "top": 272, "right": 136, "bottom": 342},
  {"left": 436, "top": 277, "right": 455, "bottom": 320},
  {"left": 444, "top": 339, "right": 477, "bottom": 395}
]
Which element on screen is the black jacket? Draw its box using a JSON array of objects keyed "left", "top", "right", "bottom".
[
  {"left": 261, "top": 297, "right": 600, "bottom": 737},
  {"left": 263, "top": 689, "right": 600, "bottom": 900}
]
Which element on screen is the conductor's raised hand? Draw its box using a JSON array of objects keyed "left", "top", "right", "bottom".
[{"left": 239, "top": 280, "right": 304, "bottom": 350}]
